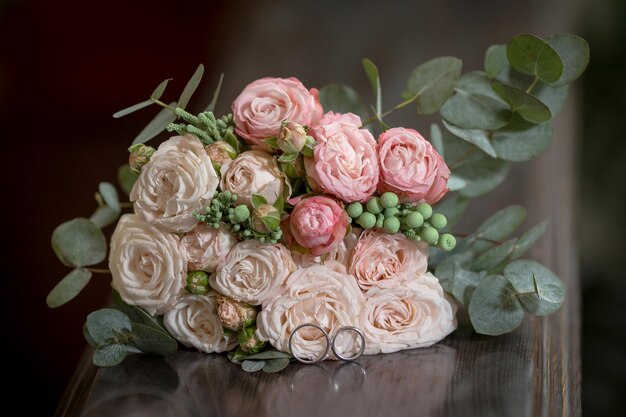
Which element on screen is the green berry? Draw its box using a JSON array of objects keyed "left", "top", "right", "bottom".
[
  {"left": 430, "top": 213, "right": 447, "bottom": 229},
  {"left": 356, "top": 212, "right": 377, "bottom": 229},
  {"left": 438, "top": 233, "right": 456, "bottom": 251},
  {"left": 405, "top": 211, "right": 424, "bottom": 229},
  {"left": 380, "top": 192, "right": 399, "bottom": 208},
  {"left": 421, "top": 227, "right": 439, "bottom": 245},
  {"left": 366, "top": 197, "right": 383, "bottom": 214},
  {"left": 376, "top": 214, "right": 384, "bottom": 229},
  {"left": 383, "top": 217, "right": 401, "bottom": 233},
  {"left": 417, "top": 203, "right": 433, "bottom": 219},
  {"left": 232, "top": 205, "right": 250, "bottom": 223},
  {"left": 383, "top": 207, "right": 400, "bottom": 218},
  {"left": 346, "top": 202, "right": 364, "bottom": 218}
]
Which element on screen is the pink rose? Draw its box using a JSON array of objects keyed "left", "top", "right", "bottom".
[
  {"left": 305, "top": 112, "right": 379, "bottom": 202},
  {"left": 377, "top": 127, "right": 450, "bottom": 204},
  {"left": 232, "top": 77, "right": 322, "bottom": 148},
  {"left": 290, "top": 195, "right": 349, "bottom": 256},
  {"left": 349, "top": 230, "right": 428, "bottom": 291}
]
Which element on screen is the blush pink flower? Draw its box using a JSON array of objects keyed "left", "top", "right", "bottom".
[
  {"left": 305, "top": 112, "right": 379, "bottom": 202},
  {"left": 232, "top": 77, "right": 322, "bottom": 148},
  {"left": 377, "top": 127, "right": 450, "bottom": 204},
  {"left": 289, "top": 195, "right": 349, "bottom": 256}
]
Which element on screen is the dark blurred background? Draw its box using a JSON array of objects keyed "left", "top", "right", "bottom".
[{"left": 0, "top": 0, "right": 624, "bottom": 415}]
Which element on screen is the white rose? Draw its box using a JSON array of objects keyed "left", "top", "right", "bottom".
[
  {"left": 109, "top": 214, "right": 187, "bottom": 315},
  {"left": 210, "top": 240, "right": 295, "bottom": 305},
  {"left": 220, "top": 150, "right": 289, "bottom": 207},
  {"left": 360, "top": 272, "right": 457, "bottom": 354},
  {"left": 291, "top": 229, "right": 361, "bottom": 272},
  {"left": 257, "top": 265, "right": 365, "bottom": 360},
  {"left": 130, "top": 134, "right": 219, "bottom": 233},
  {"left": 164, "top": 293, "right": 237, "bottom": 353},
  {"left": 181, "top": 223, "right": 237, "bottom": 272}
]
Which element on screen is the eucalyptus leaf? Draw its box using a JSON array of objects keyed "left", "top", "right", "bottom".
[
  {"left": 476, "top": 205, "right": 526, "bottom": 243},
  {"left": 511, "top": 220, "right": 549, "bottom": 259},
  {"left": 93, "top": 344, "right": 127, "bottom": 367},
  {"left": 433, "top": 194, "right": 469, "bottom": 227},
  {"left": 241, "top": 360, "right": 266, "bottom": 373},
  {"left": 442, "top": 120, "right": 496, "bottom": 157},
  {"left": 46, "top": 268, "right": 92, "bottom": 308},
  {"left": 362, "top": 58, "right": 382, "bottom": 116},
  {"left": 151, "top": 78, "right": 171, "bottom": 100},
  {"left": 447, "top": 175, "right": 467, "bottom": 191},
  {"left": 86, "top": 309, "right": 133, "bottom": 344},
  {"left": 504, "top": 260, "right": 565, "bottom": 315},
  {"left": 471, "top": 238, "right": 517, "bottom": 271},
  {"left": 533, "top": 83, "right": 569, "bottom": 116},
  {"left": 51, "top": 218, "right": 107, "bottom": 267},
  {"left": 131, "top": 323, "right": 178, "bottom": 356},
  {"left": 485, "top": 44, "right": 508, "bottom": 78},
  {"left": 206, "top": 73, "right": 225, "bottom": 112},
  {"left": 99, "top": 182, "right": 120, "bottom": 212},
  {"left": 89, "top": 206, "right": 120, "bottom": 229},
  {"left": 436, "top": 254, "right": 485, "bottom": 306},
  {"left": 506, "top": 34, "right": 563, "bottom": 83},
  {"left": 111, "top": 290, "right": 168, "bottom": 334},
  {"left": 319, "top": 84, "right": 367, "bottom": 119},
  {"left": 83, "top": 323, "right": 97, "bottom": 347},
  {"left": 243, "top": 350, "right": 292, "bottom": 360},
  {"left": 178, "top": 64, "right": 204, "bottom": 110},
  {"left": 429, "top": 123, "right": 444, "bottom": 157},
  {"left": 407, "top": 56, "right": 462, "bottom": 114},
  {"left": 453, "top": 154, "right": 510, "bottom": 198},
  {"left": 132, "top": 102, "right": 178, "bottom": 145},
  {"left": 117, "top": 164, "right": 138, "bottom": 196},
  {"left": 492, "top": 122, "right": 553, "bottom": 162},
  {"left": 546, "top": 34, "right": 590, "bottom": 86},
  {"left": 468, "top": 275, "right": 524, "bottom": 335},
  {"left": 112, "top": 100, "right": 154, "bottom": 119},
  {"left": 263, "top": 358, "right": 291, "bottom": 373},
  {"left": 492, "top": 82, "right": 551, "bottom": 123}
]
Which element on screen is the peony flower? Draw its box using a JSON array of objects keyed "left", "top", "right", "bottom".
[
  {"left": 220, "top": 150, "right": 289, "bottom": 208},
  {"left": 360, "top": 273, "right": 457, "bottom": 354},
  {"left": 349, "top": 230, "right": 428, "bottom": 291},
  {"left": 232, "top": 77, "right": 322, "bottom": 148},
  {"left": 164, "top": 293, "right": 238, "bottom": 353},
  {"left": 289, "top": 195, "right": 350, "bottom": 256},
  {"left": 130, "top": 134, "right": 219, "bottom": 233},
  {"left": 305, "top": 112, "right": 379, "bottom": 202},
  {"left": 181, "top": 223, "right": 238, "bottom": 272},
  {"left": 210, "top": 240, "right": 296, "bottom": 305},
  {"left": 109, "top": 214, "right": 187, "bottom": 315},
  {"left": 257, "top": 264, "right": 365, "bottom": 360},
  {"left": 377, "top": 127, "right": 450, "bottom": 204}
]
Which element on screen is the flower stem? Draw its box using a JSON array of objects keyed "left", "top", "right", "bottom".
[
  {"left": 453, "top": 233, "right": 503, "bottom": 245},
  {"left": 448, "top": 148, "right": 478, "bottom": 169},
  {"left": 526, "top": 76, "right": 539, "bottom": 94},
  {"left": 151, "top": 98, "right": 176, "bottom": 112},
  {"left": 85, "top": 268, "right": 111, "bottom": 274},
  {"left": 120, "top": 202, "right": 133, "bottom": 209},
  {"left": 361, "top": 93, "right": 420, "bottom": 126}
]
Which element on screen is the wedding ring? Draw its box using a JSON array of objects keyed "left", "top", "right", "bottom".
[
  {"left": 330, "top": 326, "right": 365, "bottom": 361},
  {"left": 288, "top": 323, "right": 330, "bottom": 364}
]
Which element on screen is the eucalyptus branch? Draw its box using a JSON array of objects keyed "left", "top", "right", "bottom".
[
  {"left": 526, "top": 76, "right": 539, "bottom": 94},
  {"left": 85, "top": 268, "right": 111, "bottom": 274},
  {"left": 453, "top": 233, "right": 503, "bottom": 245},
  {"left": 151, "top": 98, "right": 176, "bottom": 112},
  {"left": 361, "top": 93, "right": 420, "bottom": 126}
]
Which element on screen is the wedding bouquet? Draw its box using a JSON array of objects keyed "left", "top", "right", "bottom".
[{"left": 47, "top": 33, "right": 589, "bottom": 372}]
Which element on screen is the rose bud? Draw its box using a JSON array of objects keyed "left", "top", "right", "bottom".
[
  {"left": 128, "top": 143, "right": 156, "bottom": 174},
  {"left": 250, "top": 204, "right": 281, "bottom": 234},
  {"left": 205, "top": 141, "right": 237, "bottom": 171},
  {"left": 186, "top": 271, "right": 210, "bottom": 295},
  {"left": 216, "top": 295, "right": 257, "bottom": 332},
  {"left": 277, "top": 121, "right": 308, "bottom": 153},
  {"left": 239, "top": 325, "right": 267, "bottom": 354}
]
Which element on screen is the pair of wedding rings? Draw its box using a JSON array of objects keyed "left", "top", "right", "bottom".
[{"left": 288, "top": 323, "right": 366, "bottom": 364}]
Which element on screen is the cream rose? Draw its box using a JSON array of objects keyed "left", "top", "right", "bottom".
[
  {"left": 291, "top": 229, "right": 361, "bottom": 271},
  {"left": 349, "top": 230, "right": 428, "bottom": 291},
  {"left": 210, "top": 240, "right": 295, "bottom": 305},
  {"left": 181, "top": 223, "right": 237, "bottom": 272},
  {"left": 109, "top": 214, "right": 187, "bottom": 315},
  {"left": 130, "top": 134, "right": 219, "bottom": 233},
  {"left": 360, "top": 273, "right": 457, "bottom": 354},
  {"left": 220, "top": 150, "right": 289, "bottom": 208},
  {"left": 257, "top": 265, "right": 365, "bottom": 360},
  {"left": 163, "top": 293, "right": 238, "bottom": 353}
]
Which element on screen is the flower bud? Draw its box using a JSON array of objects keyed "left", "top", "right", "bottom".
[
  {"left": 277, "top": 121, "right": 308, "bottom": 153},
  {"left": 186, "top": 271, "right": 209, "bottom": 295},
  {"left": 239, "top": 325, "right": 267, "bottom": 354},
  {"left": 216, "top": 296, "right": 257, "bottom": 332},
  {"left": 230, "top": 205, "right": 250, "bottom": 223},
  {"left": 250, "top": 204, "right": 281, "bottom": 234},
  {"left": 205, "top": 141, "right": 237, "bottom": 170},
  {"left": 128, "top": 144, "right": 155, "bottom": 174}
]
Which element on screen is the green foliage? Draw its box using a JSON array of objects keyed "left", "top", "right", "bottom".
[
  {"left": 442, "top": 120, "right": 497, "bottom": 157},
  {"left": 362, "top": 58, "right": 382, "bottom": 116},
  {"left": 511, "top": 220, "right": 549, "bottom": 259},
  {"left": 546, "top": 34, "right": 590, "bottom": 86},
  {"left": 492, "top": 82, "right": 551, "bottom": 123},
  {"left": 168, "top": 109, "right": 237, "bottom": 146},
  {"left": 178, "top": 64, "right": 204, "bottom": 110},
  {"left": 205, "top": 73, "right": 225, "bottom": 112},
  {"left": 228, "top": 348, "right": 292, "bottom": 373},
  {"left": 407, "top": 56, "right": 462, "bottom": 114},
  {"left": 51, "top": 218, "right": 107, "bottom": 268},
  {"left": 131, "top": 323, "right": 178, "bottom": 356},
  {"left": 319, "top": 84, "right": 368, "bottom": 119},
  {"left": 484, "top": 44, "right": 507, "bottom": 78},
  {"left": 504, "top": 260, "right": 565, "bottom": 315},
  {"left": 492, "top": 122, "right": 553, "bottom": 162},
  {"left": 506, "top": 34, "right": 563, "bottom": 83},
  {"left": 112, "top": 100, "right": 153, "bottom": 119},
  {"left": 93, "top": 344, "right": 127, "bottom": 367},
  {"left": 151, "top": 78, "right": 171, "bottom": 101},
  {"left": 468, "top": 275, "right": 524, "bottom": 335},
  {"left": 46, "top": 268, "right": 92, "bottom": 308},
  {"left": 117, "top": 164, "right": 138, "bottom": 196},
  {"left": 133, "top": 102, "right": 178, "bottom": 145}
]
